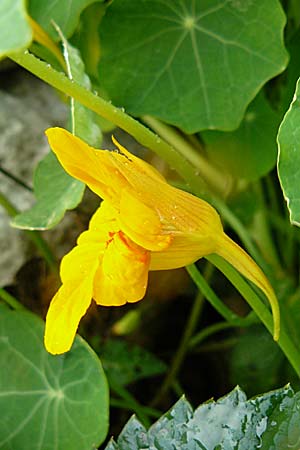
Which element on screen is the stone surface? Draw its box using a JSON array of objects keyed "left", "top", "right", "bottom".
[{"left": 0, "top": 67, "right": 67, "bottom": 285}]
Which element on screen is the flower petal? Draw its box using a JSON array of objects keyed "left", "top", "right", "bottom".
[
  {"left": 46, "top": 128, "right": 168, "bottom": 209},
  {"left": 44, "top": 243, "right": 101, "bottom": 354},
  {"left": 119, "top": 189, "right": 172, "bottom": 251},
  {"left": 93, "top": 232, "right": 150, "bottom": 306},
  {"left": 77, "top": 201, "right": 119, "bottom": 246},
  {"left": 111, "top": 135, "right": 167, "bottom": 183},
  {"left": 45, "top": 128, "right": 127, "bottom": 205},
  {"left": 150, "top": 233, "right": 217, "bottom": 270},
  {"left": 216, "top": 233, "right": 280, "bottom": 341}
]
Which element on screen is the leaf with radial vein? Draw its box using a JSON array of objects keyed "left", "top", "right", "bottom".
[
  {"left": 0, "top": 304, "right": 109, "bottom": 450},
  {"left": 99, "top": 0, "right": 288, "bottom": 133},
  {"left": 0, "top": 0, "right": 32, "bottom": 58},
  {"left": 277, "top": 77, "right": 300, "bottom": 227}
]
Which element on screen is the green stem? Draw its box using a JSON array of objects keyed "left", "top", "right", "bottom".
[
  {"left": 195, "top": 337, "right": 238, "bottom": 353},
  {"left": 207, "top": 254, "right": 300, "bottom": 378},
  {"left": 187, "top": 264, "right": 258, "bottom": 326},
  {"left": 268, "top": 211, "right": 300, "bottom": 244},
  {"left": 109, "top": 378, "right": 158, "bottom": 427},
  {"left": 109, "top": 397, "right": 161, "bottom": 419},
  {"left": 0, "top": 166, "right": 32, "bottom": 191},
  {"left": 0, "top": 191, "right": 18, "bottom": 216},
  {"left": 0, "top": 288, "right": 25, "bottom": 310},
  {"left": 213, "top": 199, "right": 267, "bottom": 271},
  {"left": 142, "top": 115, "right": 230, "bottom": 194},
  {"left": 251, "top": 182, "right": 282, "bottom": 273},
  {"left": 0, "top": 190, "right": 58, "bottom": 273},
  {"left": 151, "top": 264, "right": 211, "bottom": 407},
  {"left": 189, "top": 320, "right": 254, "bottom": 349}
]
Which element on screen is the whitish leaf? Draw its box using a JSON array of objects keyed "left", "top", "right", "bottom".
[{"left": 106, "top": 386, "right": 300, "bottom": 449}]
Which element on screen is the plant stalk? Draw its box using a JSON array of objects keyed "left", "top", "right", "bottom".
[
  {"left": 0, "top": 190, "right": 57, "bottom": 273},
  {"left": 0, "top": 288, "right": 25, "bottom": 310},
  {"left": 150, "top": 264, "right": 212, "bottom": 406},
  {"left": 207, "top": 254, "right": 300, "bottom": 378}
]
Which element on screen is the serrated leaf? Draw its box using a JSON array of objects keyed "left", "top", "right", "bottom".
[
  {"left": 12, "top": 37, "right": 101, "bottom": 230},
  {"left": 117, "top": 417, "right": 148, "bottom": 450},
  {"left": 106, "top": 386, "right": 300, "bottom": 450},
  {"left": 99, "top": 0, "right": 288, "bottom": 133},
  {"left": 202, "top": 93, "right": 281, "bottom": 181},
  {"left": 100, "top": 339, "right": 167, "bottom": 386},
  {"left": 0, "top": 304, "right": 109, "bottom": 450},
  {"left": 277, "top": 77, "right": 300, "bottom": 226},
  {"left": 28, "top": 0, "right": 104, "bottom": 40},
  {"left": 0, "top": 0, "right": 32, "bottom": 58}
]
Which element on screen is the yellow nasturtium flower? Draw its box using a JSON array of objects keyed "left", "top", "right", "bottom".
[{"left": 44, "top": 127, "right": 280, "bottom": 354}]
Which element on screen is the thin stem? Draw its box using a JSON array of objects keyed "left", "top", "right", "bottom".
[
  {"left": 186, "top": 264, "right": 258, "bottom": 326},
  {"left": 0, "top": 288, "right": 25, "bottom": 310},
  {"left": 0, "top": 190, "right": 58, "bottom": 273},
  {"left": 0, "top": 166, "right": 33, "bottom": 191},
  {"left": 109, "top": 378, "right": 159, "bottom": 427},
  {"left": 207, "top": 254, "right": 300, "bottom": 378},
  {"left": 189, "top": 320, "right": 255, "bottom": 349},
  {"left": 0, "top": 190, "right": 18, "bottom": 216},
  {"left": 213, "top": 199, "right": 268, "bottom": 270},
  {"left": 251, "top": 182, "right": 282, "bottom": 273},
  {"left": 151, "top": 264, "right": 212, "bottom": 407},
  {"left": 142, "top": 115, "right": 230, "bottom": 194},
  {"left": 268, "top": 211, "right": 300, "bottom": 244},
  {"left": 195, "top": 337, "right": 238, "bottom": 353},
  {"left": 109, "top": 397, "right": 161, "bottom": 419}
]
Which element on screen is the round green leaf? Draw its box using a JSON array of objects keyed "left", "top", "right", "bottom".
[
  {"left": 99, "top": 0, "right": 288, "bottom": 132},
  {"left": 277, "top": 77, "right": 300, "bottom": 227},
  {"left": 202, "top": 93, "right": 281, "bottom": 181},
  {"left": 12, "top": 152, "right": 85, "bottom": 230},
  {"left": 28, "top": 0, "right": 104, "bottom": 40},
  {"left": 0, "top": 0, "right": 32, "bottom": 58},
  {"left": 0, "top": 304, "right": 109, "bottom": 450}
]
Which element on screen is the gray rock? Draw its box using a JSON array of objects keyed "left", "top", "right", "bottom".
[{"left": 0, "top": 68, "right": 67, "bottom": 285}]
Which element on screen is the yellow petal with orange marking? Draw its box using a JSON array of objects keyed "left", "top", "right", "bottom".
[{"left": 93, "top": 232, "right": 150, "bottom": 306}]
